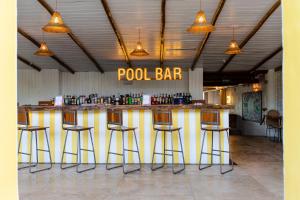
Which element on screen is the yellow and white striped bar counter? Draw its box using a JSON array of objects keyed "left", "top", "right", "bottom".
[{"left": 18, "top": 104, "right": 231, "bottom": 164}]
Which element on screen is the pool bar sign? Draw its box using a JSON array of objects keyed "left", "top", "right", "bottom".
[{"left": 118, "top": 67, "right": 183, "bottom": 81}]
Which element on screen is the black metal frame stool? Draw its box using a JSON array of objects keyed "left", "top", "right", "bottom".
[
  {"left": 61, "top": 109, "right": 96, "bottom": 173},
  {"left": 18, "top": 108, "right": 52, "bottom": 173},
  {"left": 264, "top": 110, "right": 282, "bottom": 142},
  {"left": 106, "top": 109, "right": 141, "bottom": 174},
  {"left": 151, "top": 110, "right": 185, "bottom": 174},
  {"left": 199, "top": 110, "right": 233, "bottom": 174}
]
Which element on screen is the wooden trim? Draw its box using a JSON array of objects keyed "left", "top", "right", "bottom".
[
  {"left": 18, "top": 28, "right": 75, "bottom": 73},
  {"left": 191, "top": 0, "right": 226, "bottom": 71},
  {"left": 17, "top": 55, "right": 41, "bottom": 72},
  {"left": 218, "top": 0, "right": 281, "bottom": 72},
  {"left": 37, "top": 0, "right": 104, "bottom": 73},
  {"left": 160, "top": 0, "right": 166, "bottom": 68},
  {"left": 249, "top": 46, "right": 282, "bottom": 72},
  {"left": 100, "top": 0, "right": 132, "bottom": 68}
]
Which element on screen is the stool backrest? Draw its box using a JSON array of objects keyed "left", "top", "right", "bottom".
[
  {"left": 107, "top": 109, "right": 122, "bottom": 126},
  {"left": 152, "top": 110, "right": 172, "bottom": 126},
  {"left": 266, "top": 110, "right": 281, "bottom": 128},
  {"left": 62, "top": 109, "right": 77, "bottom": 126},
  {"left": 18, "top": 108, "right": 29, "bottom": 125},
  {"left": 201, "top": 110, "right": 220, "bottom": 126}
]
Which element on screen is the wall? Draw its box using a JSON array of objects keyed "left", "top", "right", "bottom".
[
  {"left": 17, "top": 68, "right": 203, "bottom": 105},
  {"left": 205, "top": 69, "right": 283, "bottom": 136}
]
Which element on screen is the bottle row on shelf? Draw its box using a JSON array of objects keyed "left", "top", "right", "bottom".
[{"left": 63, "top": 92, "right": 192, "bottom": 106}]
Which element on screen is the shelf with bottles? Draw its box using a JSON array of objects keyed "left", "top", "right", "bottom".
[{"left": 62, "top": 92, "right": 192, "bottom": 106}]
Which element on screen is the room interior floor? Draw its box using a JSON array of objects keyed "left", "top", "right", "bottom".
[{"left": 18, "top": 135, "right": 283, "bottom": 200}]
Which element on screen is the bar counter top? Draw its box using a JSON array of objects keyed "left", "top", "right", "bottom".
[{"left": 20, "top": 104, "right": 233, "bottom": 111}]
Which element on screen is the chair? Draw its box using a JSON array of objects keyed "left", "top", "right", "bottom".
[
  {"left": 199, "top": 110, "right": 233, "bottom": 174},
  {"left": 18, "top": 108, "right": 52, "bottom": 173},
  {"left": 61, "top": 109, "right": 96, "bottom": 173},
  {"left": 151, "top": 109, "right": 185, "bottom": 174},
  {"left": 106, "top": 109, "right": 141, "bottom": 174},
  {"left": 265, "top": 110, "right": 282, "bottom": 142}
]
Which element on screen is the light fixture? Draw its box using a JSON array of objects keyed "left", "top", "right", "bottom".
[
  {"left": 42, "top": 0, "right": 71, "bottom": 33},
  {"left": 225, "top": 26, "right": 241, "bottom": 55},
  {"left": 34, "top": 32, "right": 54, "bottom": 56},
  {"left": 34, "top": 41, "right": 54, "bottom": 56},
  {"left": 130, "top": 29, "right": 149, "bottom": 56},
  {"left": 187, "top": 0, "right": 215, "bottom": 33},
  {"left": 252, "top": 83, "right": 262, "bottom": 92}
]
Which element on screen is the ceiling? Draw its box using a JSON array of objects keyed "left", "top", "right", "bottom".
[{"left": 17, "top": 0, "right": 282, "bottom": 73}]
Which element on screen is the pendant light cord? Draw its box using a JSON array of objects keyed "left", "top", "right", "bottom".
[
  {"left": 232, "top": 25, "right": 235, "bottom": 40},
  {"left": 200, "top": 0, "right": 202, "bottom": 10},
  {"left": 55, "top": 0, "right": 58, "bottom": 11},
  {"left": 138, "top": 28, "right": 141, "bottom": 42}
]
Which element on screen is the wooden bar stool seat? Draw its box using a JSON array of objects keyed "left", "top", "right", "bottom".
[
  {"left": 61, "top": 109, "right": 96, "bottom": 173},
  {"left": 106, "top": 109, "right": 141, "bottom": 174},
  {"left": 17, "top": 108, "right": 52, "bottom": 173},
  {"left": 151, "top": 110, "right": 185, "bottom": 174},
  {"left": 199, "top": 110, "right": 233, "bottom": 174}
]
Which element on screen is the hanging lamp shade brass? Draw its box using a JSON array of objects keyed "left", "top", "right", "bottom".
[
  {"left": 187, "top": 10, "right": 215, "bottom": 33},
  {"left": 42, "top": 12, "right": 71, "bottom": 33},
  {"left": 130, "top": 29, "right": 149, "bottom": 56},
  {"left": 130, "top": 41, "right": 149, "bottom": 56},
  {"left": 34, "top": 42, "right": 54, "bottom": 56},
  {"left": 225, "top": 39, "right": 241, "bottom": 54}
]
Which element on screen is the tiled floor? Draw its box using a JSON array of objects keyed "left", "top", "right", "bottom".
[{"left": 18, "top": 136, "right": 283, "bottom": 200}]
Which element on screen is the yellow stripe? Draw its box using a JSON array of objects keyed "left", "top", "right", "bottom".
[
  {"left": 220, "top": 110, "right": 225, "bottom": 164},
  {"left": 105, "top": 115, "right": 111, "bottom": 164},
  {"left": 38, "top": 111, "right": 45, "bottom": 162},
  {"left": 60, "top": 111, "right": 65, "bottom": 163},
  {"left": 184, "top": 109, "right": 190, "bottom": 164},
  {"left": 150, "top": 111, "right": 156, "bottom": 164},
  {"left": 27, "top": 112, "right": 33, "bottom": 163},
  {"left": 18, "top": 130, "right": 22, "bottom": 162},
  {"left": 207, "top": 123, "right": 213, "bottom": 165},
  {"left": 49, "top": 110, "right": 55, "bottom": 162},
  {"left": 116, "top": 112, "right": 122, "bottom": 164},
  {"left": 139, "top": 110, "right": 144, "bottom": 163},
  {"left": 83, "top": 110, "right": 89, "bottom": 163},
  {"left": 94, "top": 110, "right": 100, "bottom": 163},
  {"left": 195, "top": 109, "right": 201, "bottom": 164},
  {"left": 128, "top": 110, "right": 134, "bottom": 163},
  {"left": 173, "top": 109, "right": 179, "bottom": 163}
]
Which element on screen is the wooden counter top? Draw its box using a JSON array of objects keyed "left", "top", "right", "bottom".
[{"left": 19, "top": 104, "right": 233, "bottom": 111}]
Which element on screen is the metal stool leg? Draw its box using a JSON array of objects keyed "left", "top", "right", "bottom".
[
  {"left": 151, "top": 130, "right": 165, "bottom": 171},
  {"left": 18, "top": 130, "right": 37, "bottom": 170},
  {"left": 219, "top": 130, "right": 233, "bottom": 174},
  {"left": 76, "top": 129, "right": 97, "bottom": 173},
  {"left": 61, "top": 131, "right": 79, "bottom": 170},
  {"left": 172, "top": 130, "right": 185, "bottom": 174},
  {"left": 199, "top": 130, "right": 212, "bottom": 170},
  {"left": 30, "top": 129, "right": 53, "bottom": 173},
  {"left": 122, "top": 130, "right": 141, "bottom": 174},
  {"left": 133, "top": 130, "right": 142, "bottom": 170},
  {"left": 106, "top": 130, "right": 123, "bottom": 170}
]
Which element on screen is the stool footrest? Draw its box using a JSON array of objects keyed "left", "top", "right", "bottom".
[
  {"left": 123, "top": 148, "right": 139, "bottom": 153},
  {"left": 18, "top": 152, "right": 30, "bottom": 156},
  {"left": 108, "top": 152, "right": 123, "bottom": 156},
  {"left": 37, "top": 149, "right": 50, "bottom": 152},
  {"left": 165, "top": 149, "right": 182, "bottom": 153},
  {"left": 80, "top": 148, "right": 94, "bottom": 152},
  {"left": 154, "top": 152, "right": 173, "bottom": 156},
  {"left": 63, "top": 152, "right": 77, "bottom": 155}
]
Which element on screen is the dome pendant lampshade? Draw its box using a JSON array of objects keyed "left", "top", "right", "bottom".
[
  {"left": 43, "top": 11, "right": 71, "bottom": 33},
  {"left": 187, "top": 0, "right": 215, "bottom": 33},
  {"left": 225, "top": 26, "right": 241, "bottom": 55},
  {"left": 130, "top": 29, "right": 149, "bottom": 56},
  {"left": 34, "top": 42, "right": 54, "bottom": 57}
]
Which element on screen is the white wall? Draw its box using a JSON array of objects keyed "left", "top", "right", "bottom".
[
  {"left": 17, "top": 69, "right": 203, "bottom": 105},
  {"left": 17, "top": 69, "right": 60, "bottom": 105},
  {"left": 189, "top": 68, "right": 203, "bottom": 100}
]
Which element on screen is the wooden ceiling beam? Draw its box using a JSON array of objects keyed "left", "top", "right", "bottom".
[
  {"left": 218, "top": 0, "right": 281, "bottom": 72},
  {"left": 191, "top": 0, "right": 226, "bottom": 71},
  {"left": 37, "top": 0, "right": 104, "bottom": 73},
  {"left": 18, "top": 27, "right": 75, "bottom": 74},
  {"left": 160, "top": 0, "right": 166, "bottom": 68},
  {"left": 17, "top": 55, "right": 42, "bottom": 72},
  {"left": 249, "top": 46, "right": 282, "bottom": 72},
  {"left": 100, "top": 0, "right": 132, "bottom": 68}
]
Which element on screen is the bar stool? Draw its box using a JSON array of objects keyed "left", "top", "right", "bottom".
[
  {"left": 151, "top": 110, "right": 185, "bottom": 174},
  {"left": 106, "top": 109, "right": 141, "bottom": 174},
  {"left": 61, "top": 109, "right": 96, "bottom": 173},
  {"left": 17, "top": 108, "right": 52, "bottom": 173},
  {"left": 265, "top": 110, "right": 282, "bottom": 142},
  {"left": 199, "top": 110, "right": 233, "bottom": 174}
]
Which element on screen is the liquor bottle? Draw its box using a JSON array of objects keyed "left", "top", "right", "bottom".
[{"left": 128, "top": 94, "right": 132, "bottom": 105}]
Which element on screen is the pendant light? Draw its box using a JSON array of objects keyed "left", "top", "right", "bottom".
[
  {"left": 225, "top": 26, "right": 241, "bottom": 55},
  {"left": 34, "top": 32, "right": 54, "bottom": 56},
  {"left": 187, "top": 0, "right": 215, "bottom": 33},
  {"left": 42, "top": 0, "right": 71, "bottom": 33},
  {"left": 130, "top": 29, "right": 149, "bottom": 56}
]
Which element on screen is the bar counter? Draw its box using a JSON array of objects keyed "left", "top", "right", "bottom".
[{"left": 18, "top": 104, "right": 232, "bottom": 165}]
